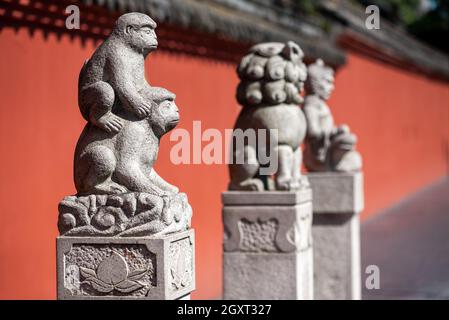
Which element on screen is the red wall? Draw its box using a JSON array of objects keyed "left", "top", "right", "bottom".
[
  {"left": 0, "top": 28, "right": 448, "bottom": 299},
  {"left": 331, "top": 53, "right": 449, "bottom": 218}
]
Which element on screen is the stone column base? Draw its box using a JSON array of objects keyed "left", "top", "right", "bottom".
[
  {"left": 308, "top": 172, "right": 364, "bottom": 300},
  {"left": 57, "top": 229, "right": 195, "bottom": 300},
  {"left": 222, "top": 190, "right": 313, "bottom": 300}
]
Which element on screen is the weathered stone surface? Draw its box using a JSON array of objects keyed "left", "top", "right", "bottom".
[
  {"left": 57, "top": 12, "right": 194, "bottom": 300},
  {"left": 58, "top": 192, "right": 191, "bottom": 237},
  {"left": 309, "top": 172, "right": 363, "bottom": 300},
  {"left": 57, "top": 229, "right": 195, "bottom": 300},
  {"left": 223, "top": 194, "right": 312, "bottom": 253},
  {"left": 313, "top": 213, "right": 360, "bottom": 300},
  {"left": 57, "top": 12, "right": 192, "bottom": 239},
  {"left": 223, "top": 249, "right": 313, "bottom": 300},
  {"left": 307, "top": 172, "right": 364, "bottom": 213},
  {"left": 304, "top": 59, "right": 362, "bottom": 172},
  {"left": 222, "top": 190, "right": 313, "bottom": 299},
  {"left": 73, "top": 12, "right": 187, "bottom": 208},
  {"left": 78, "top": 13, "right": 159, "bottom": 135},
  {"left": 222, "top": 189, "right": 312, "bottom": 206},
  {"left": 228, "top": 41, "right": 310, "bottom": 191}
]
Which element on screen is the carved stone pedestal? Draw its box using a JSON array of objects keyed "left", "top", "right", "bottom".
[
  {"left": 222, "top": 190, "right": 313, "bottom": 300},
  {"left": 57, "top": 229, "right": 195, "bottom": 300},
  {"left": 308, "top": 172, "right": 364, "bottom": 300}
]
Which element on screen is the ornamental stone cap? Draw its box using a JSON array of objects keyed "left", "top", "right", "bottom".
[{"left": 222, "top": 189, "right": 312, "bottom": 206}]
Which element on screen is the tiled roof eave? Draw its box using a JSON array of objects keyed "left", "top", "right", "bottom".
[{"left": 82, "top": 0, "right": 347, "bottom": 67}]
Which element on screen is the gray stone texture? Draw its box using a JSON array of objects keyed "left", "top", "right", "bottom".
[
  {"left": 57, "top": 229, "right": 195, "bottom": 300},
  {"left": 222, "top": 189, "right": 311, "bottom": 206},
  {"left": 228, "top": 41, "right": 310, "bottom": 191},
  {"left": 222, "top": 190, "right": 313, "bottom": 300},
  {"left": 60, "top": 12, "right": 192, "bottom": 237},
  {"left": 224, "top": 249, "right": 313, "bottom": 300},
  {"left": 58, "top": 192, "right": 192, "bottom": 237},
  {"left": 308, "top": 172, "right": 363, "bottom": 300},
  {"left": 57, "top": 12, "right": 194, "bottom": 300},
  {"left": 303, "top": 59, "right": 362, "bottom": 173},
  {"left": 307, "top": 172, "right": 364, "bottom": 213}
]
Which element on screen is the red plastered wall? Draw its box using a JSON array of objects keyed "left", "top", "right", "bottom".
[
  {"left": 0, "top": 28, "right": 449, "bottom": 299},
  {"left": 330, "top": 52, "right": 449, "bottom": 219}
]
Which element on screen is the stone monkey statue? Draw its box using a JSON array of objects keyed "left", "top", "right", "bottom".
[
  {"left": 58, "top": 13, "right": 191, "bottom": 238},
  {"left": 59, "top": 88, "right": 192, "bottom": 237},
  {"left": 74, "top": 87, "right": 179, "bottom": 196},
  {"left": 57, "top": 14, "right": 194, "bottom": 301},
  {"left": 78, "top": 13, "right": 158, "bottom": 133},
  {"left": 303, "top": 59, "right": 362, "bottom": 172},
  {"left": 229, "top": 41, "right": 309, "bottom": 191}
]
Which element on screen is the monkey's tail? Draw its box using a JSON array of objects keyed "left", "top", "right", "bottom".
[{"left": 78, "top": 59, "right": 90, "bottom": 121}]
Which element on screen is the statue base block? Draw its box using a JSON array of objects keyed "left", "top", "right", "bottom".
[
  {"left": 222, "top": 190, "right": 313, "bottom": 300},
  {"left": 57, "top": 229, "right": 195, "bottom": 300},
  {"left": 308, "top": 172, "right": 364, "bottom": 300}
]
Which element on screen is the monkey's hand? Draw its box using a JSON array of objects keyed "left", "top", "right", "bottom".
[
  {"left": 95, "top": 112, "right": 124, "bottom": 134},
  {"left": 134, "top": 101, "right": 152, "bottom": 118}
]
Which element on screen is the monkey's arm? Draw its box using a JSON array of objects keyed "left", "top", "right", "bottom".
[{"left": 107, "top": 55, "right": 151, "bottom": 118}]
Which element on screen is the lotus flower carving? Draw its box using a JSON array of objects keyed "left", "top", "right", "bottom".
[{"left": 79, "top": 252, "right": 147, "bottom": 294}]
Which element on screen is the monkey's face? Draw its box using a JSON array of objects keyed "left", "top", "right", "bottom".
[
  {"left": 151, "top": 99, "right": 180, "bottom": 137},
  {"left": 127, "top": 25, "right": 158, "bottom": 54}
]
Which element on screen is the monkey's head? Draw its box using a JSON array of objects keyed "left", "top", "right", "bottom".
[
  {"left": 114, "top": 12, "right": 158, "bottom": 55},
  {"left": 148, "top": 88, "right": 179, "bottom": 137}
]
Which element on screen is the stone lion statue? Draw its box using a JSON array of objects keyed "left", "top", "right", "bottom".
[{"left": 229, "top": 41, "right": 309, "bottom": 191}]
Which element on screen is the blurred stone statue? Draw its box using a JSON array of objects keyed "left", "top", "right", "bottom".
[
  {"left": 58, "top": 13, "right": 192, "bottom": 237},
  {"left": 303, "top": 59, "right": 362, "bottom": 172},
  {"left": 229, "top": 41, "right": 309, "bottom": 191}
]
